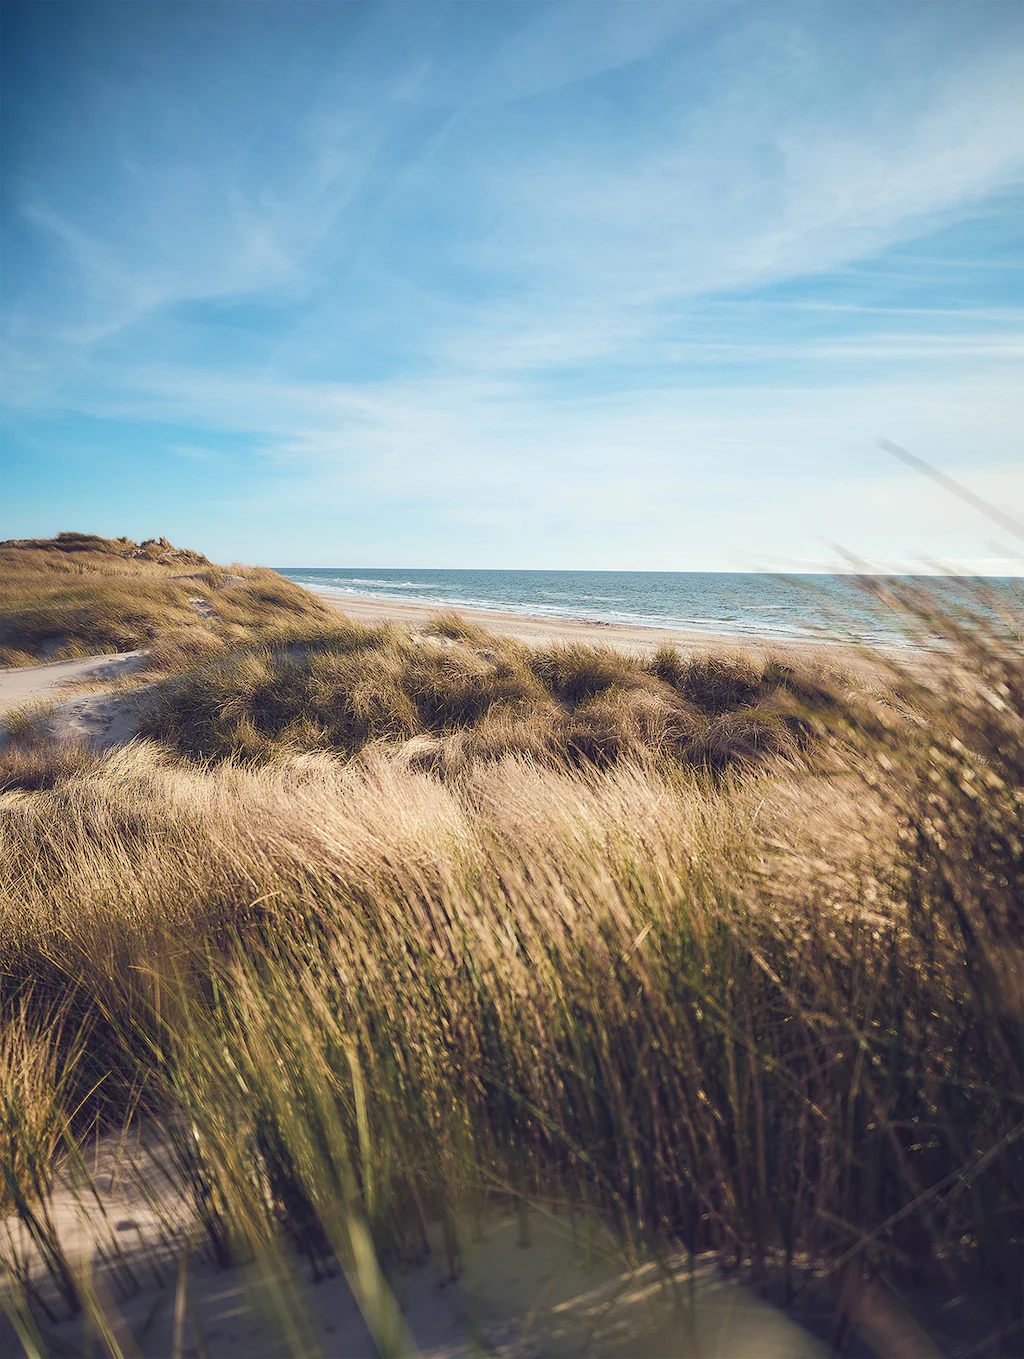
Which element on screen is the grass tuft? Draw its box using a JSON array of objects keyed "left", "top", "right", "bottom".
[
  {"left": 0, "top": 734, "right": 103, "bottom": 793},
  {"left": 141, "top": 625, "right": 839, "bottom": 777}
]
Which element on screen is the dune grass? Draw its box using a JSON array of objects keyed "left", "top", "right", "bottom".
[
  {"left": 0, "top": 537, "right": 330, "bottom": 667},
  {"left": 0, "top": 582, "right": 1021, "bottom": 1353},
  {"left": 139, "top": 618, "right": 862, "bottom": 776}
]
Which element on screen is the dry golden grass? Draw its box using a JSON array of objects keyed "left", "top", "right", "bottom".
[
  {"left": 140, "top": 618, "right": 864, "bottom": 777},
  {"left": 0, "top": 734, "right": 101, "bottom": 794},
  {"left": 0, "top": 579, "right": 1020, "bottom": 1353}
]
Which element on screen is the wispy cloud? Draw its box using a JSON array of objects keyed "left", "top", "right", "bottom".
[
  {"left": 51, "top": 355, "right": 1020, "bottom": 568},
  {"left": 2, "top": 0, "right": 1022, "bottom": 567}
]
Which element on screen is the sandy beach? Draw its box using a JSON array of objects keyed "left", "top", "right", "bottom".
[{"left": 313, "top": 588, "right": 860, "bottom": 662}]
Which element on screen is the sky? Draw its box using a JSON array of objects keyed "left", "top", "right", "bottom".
[{"left": 1, "top": 0, "right": 1022, "bottom": 572}]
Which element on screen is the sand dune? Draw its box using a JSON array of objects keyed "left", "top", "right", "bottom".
[{"left": 0, "top": 588, "right": 870, "bottom": 754}]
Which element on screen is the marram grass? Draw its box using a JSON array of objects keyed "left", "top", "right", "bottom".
[{"left": 0, "top": 583, "right": 1021, "bottom": 1355}]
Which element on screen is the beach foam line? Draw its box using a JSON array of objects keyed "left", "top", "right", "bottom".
[{"left": 300, "top": 584, "right": 894, "bottom": 648}]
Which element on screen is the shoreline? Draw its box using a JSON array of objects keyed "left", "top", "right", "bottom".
[{"left": 310, "top": 586, "right": 873, "bottom": 662}]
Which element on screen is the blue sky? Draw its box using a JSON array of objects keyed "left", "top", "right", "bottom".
[{"left": 2, "top": 0, "right": 1022, "bottom": 571}]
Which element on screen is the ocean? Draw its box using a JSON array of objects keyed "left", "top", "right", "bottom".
[{"left": 276, "top": 568, "right": 1021, "bottom": 649}]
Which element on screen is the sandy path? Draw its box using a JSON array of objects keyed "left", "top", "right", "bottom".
[{"left": 0, "top": 650, "right": 147, "bottom": 716}]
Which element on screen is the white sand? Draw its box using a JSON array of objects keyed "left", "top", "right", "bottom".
[
  {"left": 0, "top": 651, "right": 146, "bottom": 717},
  {"left": 0, "top": 653, "right": 154, "bottom": 749},
  {"left": 46, "top": 685, "right": 154, "bottom": 748},
  {"left": 1, "top": 1134, "right": 826, "bottom": 1358}
]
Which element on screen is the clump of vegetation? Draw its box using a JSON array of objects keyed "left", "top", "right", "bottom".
[
  {"left": 0, "top": 534, "right": 331, "bottom": 666},
  {"left": 420, "top": 607, "right": 495, "bottom": 644},
  {"left": 141, "top": 619, "right": 858, "bottom": 774}
]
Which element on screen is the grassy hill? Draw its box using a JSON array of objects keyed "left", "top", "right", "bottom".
[{"left": 0, "top": 531, "right": 331, "bottom": 667}]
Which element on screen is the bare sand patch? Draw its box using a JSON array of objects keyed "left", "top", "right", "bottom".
[{"left": 2, "top": 1132, "right": 825, "bottom": 1359}]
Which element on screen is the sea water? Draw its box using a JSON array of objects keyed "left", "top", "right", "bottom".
[{"left": 277, "top": 568, "right": 1021, "bottom": 649}]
